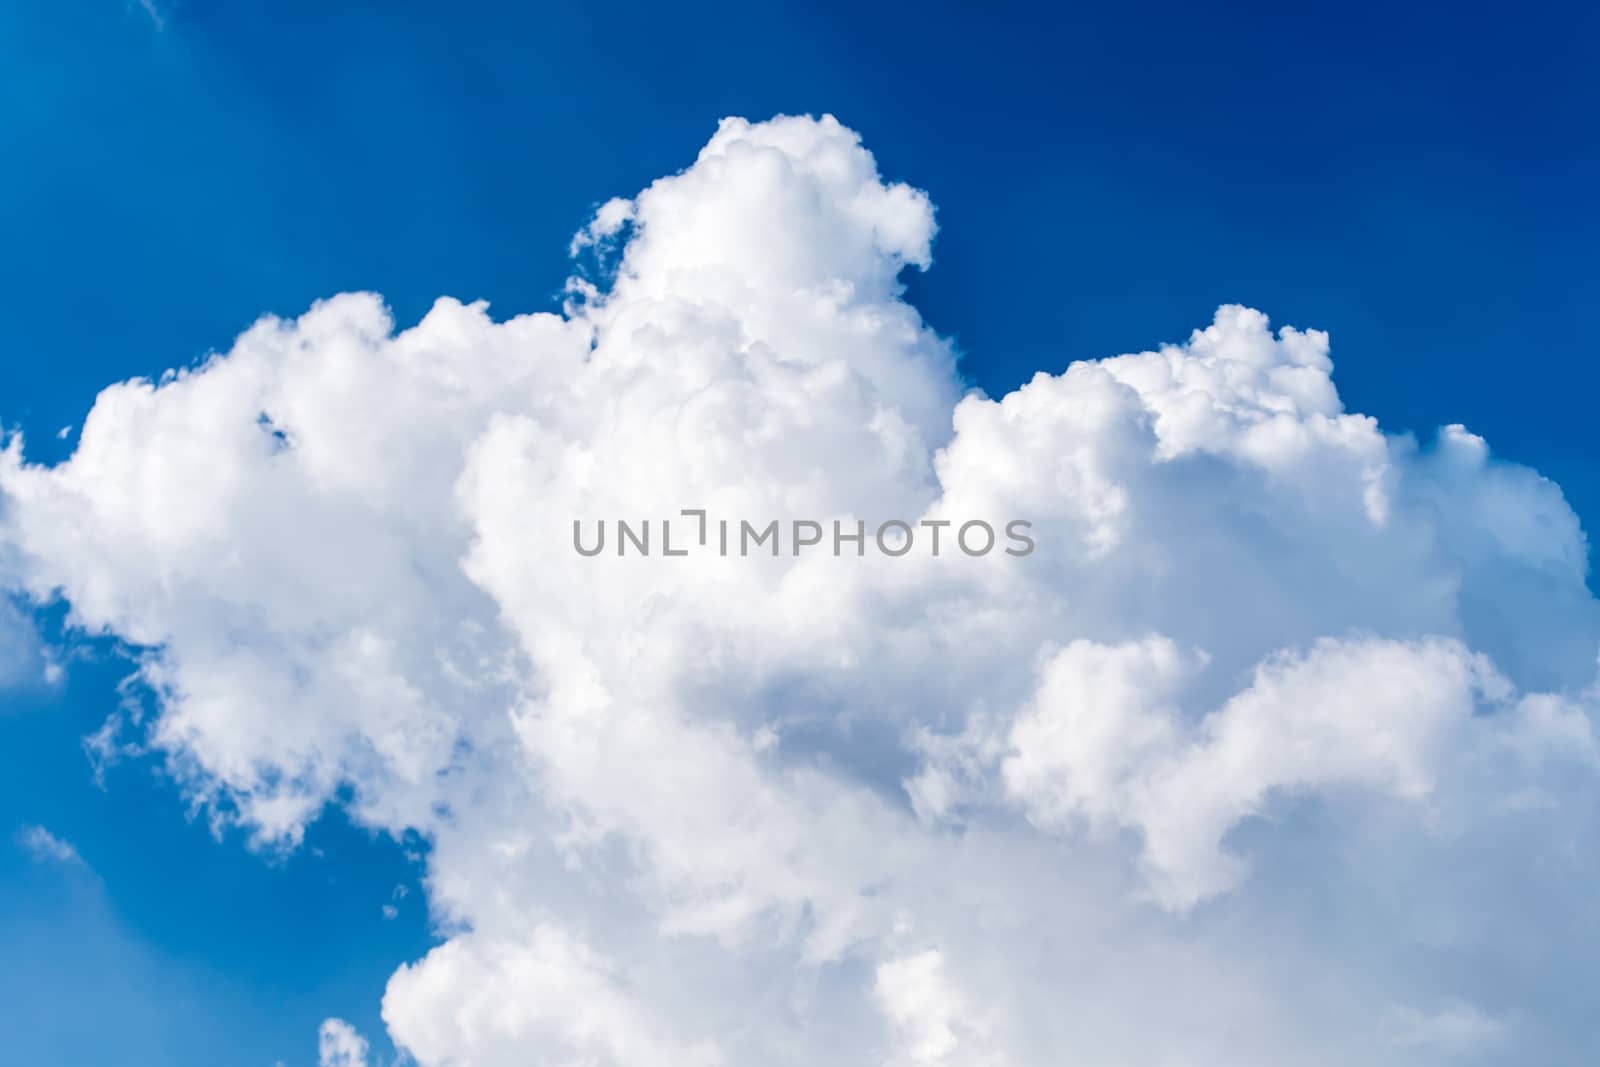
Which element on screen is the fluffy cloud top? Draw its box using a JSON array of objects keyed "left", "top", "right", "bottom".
[{"left": 2, "top": 114, "right": 1597, "bottom": 1064}]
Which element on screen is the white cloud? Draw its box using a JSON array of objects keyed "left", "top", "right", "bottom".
[
  {"left": 17, "top": 824, "right": 83, "bottom": 866},
  {"left": 2, "top": 113, "right": 1598, "bottom": 1064},
  {"left": 1386, "top": 1001, "right": 1511, "bottom": 1056},
  {"left": 989, "top": 634, "right": 1592, "bottom": 909},
  {"left": 0, "top": 597, "right": 50, "bottom": 691},
  {"left": 132, "top": 0, "right": 165, "bottom": 32},
  {"left": 874, "top": 949, "right": 1004, "bottom": 1067},
  {"left": 383, "top": 925, "right": 723, "bottom": 1067},
  {"left": 317, "top": 1019, "right": 369, "bottom": 1067}
]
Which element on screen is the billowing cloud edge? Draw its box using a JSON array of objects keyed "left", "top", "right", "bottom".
[{"left": 2, "top": 113, "right": 1598, "bottom": 1065}]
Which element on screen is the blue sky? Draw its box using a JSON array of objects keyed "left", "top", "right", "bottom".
[{"left": 2, "top": 1, "right": 1598, "bottom": 1064}]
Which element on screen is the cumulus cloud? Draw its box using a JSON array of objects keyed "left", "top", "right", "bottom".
[
  {"left": 981, "top": 633, "right": 1594, "bottom": 909},
  {"left": 2, "top": 113, "right": 1598, "bottom": 1064},
  {"left": 385, "top": 925, "right": 723, "bottom": 1067}
]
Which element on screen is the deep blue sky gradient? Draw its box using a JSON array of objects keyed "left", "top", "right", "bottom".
[{"left": 2, "top": 2, "right": 1597, "bottom": 1064}]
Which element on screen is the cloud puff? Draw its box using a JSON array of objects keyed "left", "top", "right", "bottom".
[
  {"left": 318, "top": 1019, "right": 370, "bottom": 1067},
  {"left": 2, "top": 113, "right": 1598, "bottom": 1064}
]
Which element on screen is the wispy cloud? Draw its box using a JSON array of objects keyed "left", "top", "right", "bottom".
[
  {"left": 133, "top": 0, "right": 166, "bottom": 31},
  {"left": 17, "top": 824, "right": 83, "bottom": 866},
  {"left": 1387, "top": 1001, "right": 1512, "bottom": 1055}
]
